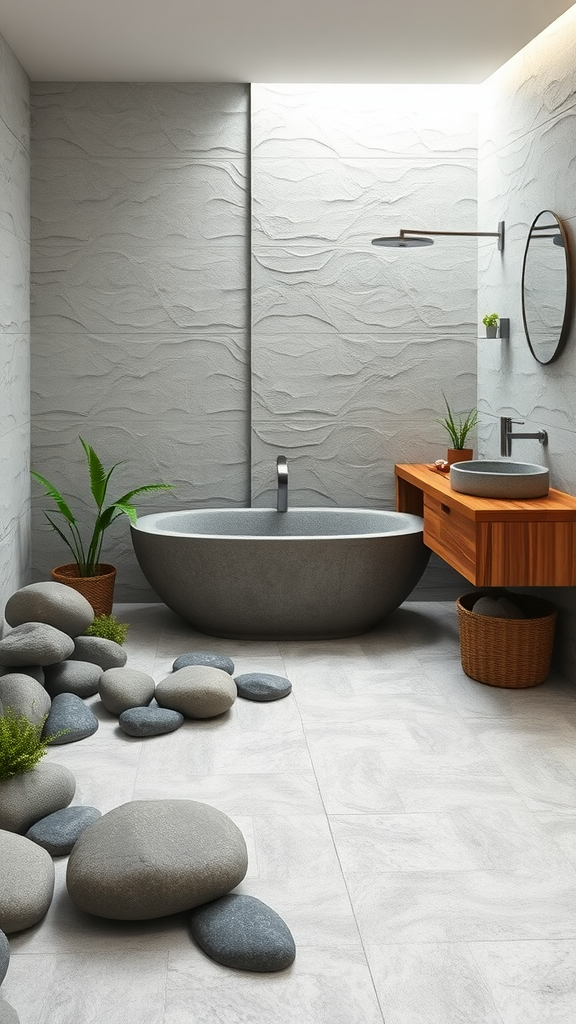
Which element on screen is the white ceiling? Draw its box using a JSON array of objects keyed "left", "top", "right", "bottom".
[{"left": 0, "top": 0, "right": 574, "bottom": 83}]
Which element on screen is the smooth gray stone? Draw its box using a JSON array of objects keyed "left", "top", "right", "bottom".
[
  {"left": 42, "top": 693, "right": 99, "bottom": 745},
  {"left": 26, "top": 805, "right": 102, "bottom": 856},
  {"left": 173, "top": 651, "right": 234, "bottom": 674},
  {"left": 0, "top": 675, "right": 51, "bottom": 725},
  {"left": 156, "top": 666, "right": 237, "bottom": 719},
  {"left": 189, "top": 893, "right": 296, "bottom": 972},
  {"left": 0, "top": 665, "right": 44, "bottom": 684},
  {"left": 99, "top": 668, "right": 155, "bottom": 715},
  {"left": 118, "top": 707, "right": 184, "bottom": 737},
  {"left": 4, "top": 582, "right": 94, "bottom": 638},
  {"left": 0, "top": 928, "right": 9, "bottom": 985},
  {"left": 0, "top": 623, "right": 74, "bottom": 667},
  {"left": 69, "top": 636, "right": 127, "bottom": 671},
  {"left": 0, "top": 831, "right": 55, "bottom": 934},
  {"left": 0, "top": 762, "right": 76, "bottom": 834},
  {"left": 44, "top": 660, "right": 102, "bottom": 699},
  {"left": 66, "top": 800, "right": 248, "bottom": 920},
  {"left": 473, "top": 596, "right": 525, "bottom": 619},
  {"left": 234, "top": 672, "right": 292, "bottom": 702}
]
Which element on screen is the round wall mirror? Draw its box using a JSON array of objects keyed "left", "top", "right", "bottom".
[{"left": 521, "top": 210, "right": 572, "bottom": 364}]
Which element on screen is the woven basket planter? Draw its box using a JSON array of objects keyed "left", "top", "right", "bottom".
[
  {"left": 456, "top": 591, "right": 557, "bottom": 688},
  {"left": 51, "top": 564, "right": 116, "bottom": 617}
]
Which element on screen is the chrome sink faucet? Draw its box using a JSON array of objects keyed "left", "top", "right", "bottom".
[
  {"left": 277, "top": 455, "right": 288, "bottom": 512},
  {"left": 500, "top": 416, "right": 548, "bottom": 457}
]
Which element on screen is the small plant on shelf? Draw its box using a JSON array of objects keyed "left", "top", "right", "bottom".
[
  {"left": 85, "top": 613, "right": 129, "bottom": 645},
  {"left": 438, "top": 394, "right": 478, "bottom": 450},
  {"left": 0, "top": 709, "right": 56, "bottom": 780},
  {"left": 482, "top": 312, "right": 499, "bottom": 329}
]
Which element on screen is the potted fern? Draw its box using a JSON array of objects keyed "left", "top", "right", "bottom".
[
  {"left": 31, "top": 438, "right": 173, "bottom": 615},
  {"left": 438, "top": 395, "right": 478, "bottom": 466}
]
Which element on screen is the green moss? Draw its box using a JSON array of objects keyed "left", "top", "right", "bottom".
[
  {"left": 85, "top": 613, "right": 129, "bottom": 645},
  {"left": 0, "top": 708, "right": 52, "bottom": 780}
]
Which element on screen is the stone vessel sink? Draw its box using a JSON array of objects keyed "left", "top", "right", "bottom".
[{"left": 450, "top": 460, "right": 549, "bottom": 499}]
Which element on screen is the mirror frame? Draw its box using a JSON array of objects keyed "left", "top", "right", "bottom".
[{"left": 521, "top": 209, "right": 572, "bottom": 365}]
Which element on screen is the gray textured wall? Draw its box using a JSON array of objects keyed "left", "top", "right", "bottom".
[
  {"left": 0, "top": 33, "right": 30, "bottom": 619},
  {"left": 477, "top": 6, "right": 576, "bottom": 675},
  {"left": 30, "top": 81, "right": 479, "bottom": 602},
  {"left": 30, "top": 83, "right": 250, "bottom": 600}
]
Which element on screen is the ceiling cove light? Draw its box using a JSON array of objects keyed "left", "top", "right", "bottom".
[{"left": 372, "top": 221, "right": 505, "bottom": 251}]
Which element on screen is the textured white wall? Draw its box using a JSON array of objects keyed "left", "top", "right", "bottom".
[
  {"left": 478, "top": 7, "right": 576, "bottom": 675},
  {"left": 0, "top": 33, "right": 30, "bottom": 619},
  {"left": 30, "top": 83, "right": 250, "bottom": 600},
  {"left": 251, "top": 84, "right": 479, "bottom": 595}
]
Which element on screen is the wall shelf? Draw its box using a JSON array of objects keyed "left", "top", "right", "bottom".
[{"left": 395, "top": 462, "right": 576, "bottom": 587}]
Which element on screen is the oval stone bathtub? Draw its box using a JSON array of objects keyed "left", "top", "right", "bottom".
[{"left": 131, "top": 508, "right": 430, "bottom": 640}]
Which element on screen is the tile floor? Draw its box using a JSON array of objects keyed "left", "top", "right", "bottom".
[{"left": 3, "top": 600, "right": 576, "bottom": 1023}]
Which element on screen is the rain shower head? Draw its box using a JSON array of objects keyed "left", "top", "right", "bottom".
[{"left": 371, "top": 222, "right": 505, "bottom": 251}]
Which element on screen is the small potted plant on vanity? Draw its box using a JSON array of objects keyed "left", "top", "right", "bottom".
[
  {"left": 438, "top": 395, "right": 478, "bottom": 466},
  {"left": 31, "top": 438, "right": 173, "bottom": 615},
  {"left": 482, "top": 312, "right": 499, "bottom": 338}
]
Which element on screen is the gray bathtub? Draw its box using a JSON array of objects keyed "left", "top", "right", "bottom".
[{"left": 131, "top": 508, "right": 430, "bottom": 640}]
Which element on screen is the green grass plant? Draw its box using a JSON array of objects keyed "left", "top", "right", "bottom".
[
  {"left": 438, "top": 394, "right": 479, "bottom": 449},
  {"left": 85, "top": 613, "right": 129, "bottom": 645},
  {"left": 0, "top": 708, "right": 54, "bottom": 780}
]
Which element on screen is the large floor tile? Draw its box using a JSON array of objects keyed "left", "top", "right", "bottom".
[{"left": 468, "top": 940, "right": 576, "bottom": 1024}]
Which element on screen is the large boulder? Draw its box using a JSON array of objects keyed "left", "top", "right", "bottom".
[
  {"left": 0, "top": 830, "right": 55, "bottom": 934},
  {"left": 42, "top": 692, "right": 99, "bottom": 744},
  {"left": 0, "top": 675, "right": 51, "bottom": 725},
  {"left": 189, "top": 893, "right": 296, "bottom": 972},
  {"left": 69, "top": 636, "right": 127, "bottom": 671},
  {"left": 26, "top": 805, "right": 101, "bottom": 856},
  {"left": 0, "top": 623, "right": 74, "bottom": 667},
  {"left": 98, "top": 668, "right": 155, "bottom": 715},
  {"left": 0, "top": 762, "right": 76, "bottom": 834},
  {"left": 155, "top": 666, "right": 237, "bottom": 719},
  {"left": 66, "top": 800, "right": 248, "bottom": 919},
  {"left": 4, "top": 582, "right": 94, "bottom": 637},
  {"left": 44, "top": 661, "right": 101, "bottom": 699},
  {"left": 0, "top": 665, "right": 44, "bottom": 684}
]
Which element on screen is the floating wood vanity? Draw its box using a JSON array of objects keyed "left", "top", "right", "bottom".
[{"left": 395, "top": 463, "right": 576, "bottom": 587}]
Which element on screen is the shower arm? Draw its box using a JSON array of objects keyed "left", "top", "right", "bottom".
[{"left": 398, "top": 224, "right": 505, "bottom": 249}]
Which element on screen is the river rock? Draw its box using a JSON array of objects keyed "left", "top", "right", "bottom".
[
  {"left": 0, "top": 665, "right": 44, "bottom": 684},
  {"left": 66, "top": 799, "right": 248, "bottom": 919},
  {"left": 190, "top": 893, "right": 296, "bottom": 972},
  {"left": 473, "top": 595, "right": 525, "bottom": 619},
  {"left": 0, "top": 830, "right": 55, "bottom": 934},
  {"left": 234, "top": 672, "right": 292, "bottom": 702},
  {"left": 0, "top": 929, "right": 9, "bottom": 985},
  {"left": 173, "top": 651, "right": 234, "bottom": 674},
  {"left": 42, "top": 693, "right": 99, "bottom": 744},
  {"left": 0, "top": 762, "right": 76, "bottom": 834},
  {"left": 4, "top": 582, "right": 94, "bottom": 638},
  {"left": 0, "top": 623, "right": 74, "bottom": 667},
  {"left": 0, "top": 675, "right": 51, "bottom": 725},
  {"left": 0, "top": 995, "right": 20, "bottom": 1023},
  {"left": 156, "top": 666, "right": 237, "bottom": 719},
  {"left": 118, "top": 706, "right": 184, "bottom": 737},
  {"left": 69, "top": 636, "right": 127, "bottom": 671},
  {"left": 26, "top": 805, "right": 102, "bottom": 856},
  {"left": 99, "top": 668, "right": 155, "bottom": 715},
  {"left": 43, "top": 660, "right": 102, "bottom": 699}
]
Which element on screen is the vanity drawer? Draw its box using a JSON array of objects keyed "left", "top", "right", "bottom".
[{"left": 423, "top": 494, "right": 477, "bottom": 580}]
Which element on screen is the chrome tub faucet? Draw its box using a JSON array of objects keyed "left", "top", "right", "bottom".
[
  {"left": 277, "top": 455, "right": 288, "bottom": 512},
  {"left": 500, "top": 416, "right": 548, "bottom": 457}
]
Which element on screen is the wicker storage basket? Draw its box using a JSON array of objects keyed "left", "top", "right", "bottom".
[
  {"left": 456, "top": 591, "right": 557, "bottom": 688},
  {"left": 52, "top": 563, "right": 116, "bottom": 617}
]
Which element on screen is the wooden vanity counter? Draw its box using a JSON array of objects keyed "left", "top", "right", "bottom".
[{"left": 395, "top": 463, "right": 576, "bottom": 587}]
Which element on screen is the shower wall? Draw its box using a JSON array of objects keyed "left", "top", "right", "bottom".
[
  {"left": 478, "top": 7, "right": 576, "bottom": 676},
  {"left": 30, "top": 84, "right": 250, "bottom": 599},
  {"left": 0, "top": 33, "right": 30, "bottom": 617},
  {"left": 30, "top": 82, "right": 478, "bottom": 600}
]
